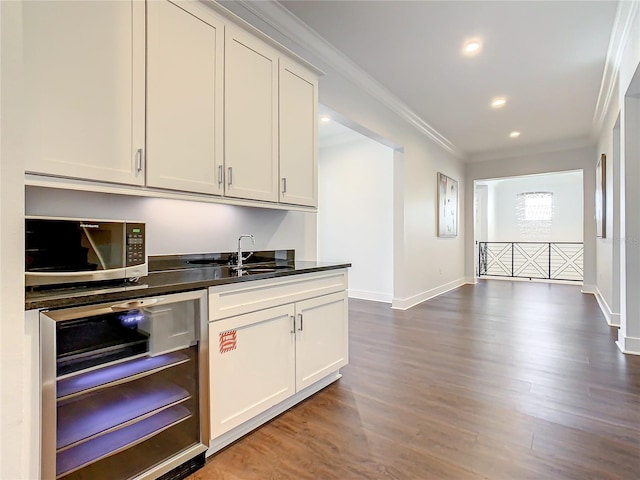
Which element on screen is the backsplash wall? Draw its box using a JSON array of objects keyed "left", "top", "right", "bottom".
[{"left": 25, "top": 187, "right": 317, "bottom": 259}]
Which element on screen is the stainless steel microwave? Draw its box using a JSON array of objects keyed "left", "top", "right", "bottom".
[{"left": 25, "top": 216, "right": 147, "bottom": 287}]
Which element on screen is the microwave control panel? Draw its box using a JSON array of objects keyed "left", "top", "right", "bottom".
[{"left": 126, "top": 223, "right": 146, "bottom": 267}]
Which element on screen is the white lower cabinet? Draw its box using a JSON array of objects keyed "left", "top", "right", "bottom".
[
  {"left": 294, "top": 292, "right": 349, "bottom": 391},
  {"left": 208, "top": 271, "right": 348, "bottom": 442},
  {"left": 209, "top": 304, "right": 296, "bottom": 438}
]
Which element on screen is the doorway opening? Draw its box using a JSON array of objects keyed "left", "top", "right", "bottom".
[
  {"left": 317, "top": 106, "right": 398, "bottom": 303},
  {"left": 474, "top": 170, "right": 584, "bottom": 283}
]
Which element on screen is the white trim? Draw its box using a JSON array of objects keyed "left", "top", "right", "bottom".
[
  {"left": 25, "top": 174, "right": 317, "bottom": 213},
  {"left": 479, "top": 276, "right": 584, "bottom": 287},
  {"left": 222, "top": 0, "right": 464, "bottom": 159},
  {"left": 581, "top": 284, "right": 597, "bottom": 294},
  {"left": 593, "top": 287, "right": 620, "bottom": 327},
  {"left": 391, "top": 278, "right": 466, "bottom": 310},
  {"left": 616, "top": 335, "right": 640, "bottom": 356},
  {"left": 348, "top": 290, "right": 392, "bottom": 304},
  {"left": 196, "top": 0, "right": 322, "bottom": 75},
  {"left": 610, "top": 312, "right": 621, "bottom": 325},
  {"left": 465, "top": 277, "right": 478, "bottom": 285},
  {"left": 468, "top": 136, "right": 595, "bottom": 164},
  {"left": 592, "top": 0, "right": 640, "bottom": 135},
  {"left": 207, "top": 372, "right": 341, "bottom": 454}
]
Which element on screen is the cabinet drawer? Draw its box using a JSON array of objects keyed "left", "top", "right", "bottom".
[{"left": 209, "top": 269, "right": 347, "bottom": 321}]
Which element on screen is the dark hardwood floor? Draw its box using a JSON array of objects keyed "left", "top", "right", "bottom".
[{"left": 188, "top": 280, "right": 640, "bottom": 479}]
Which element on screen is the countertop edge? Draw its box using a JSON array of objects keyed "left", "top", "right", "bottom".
[{"left": 25, "top": 263, "right": 351, "bottom": 311}]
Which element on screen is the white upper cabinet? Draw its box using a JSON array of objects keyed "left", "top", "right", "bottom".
[
  {"left": 23, "top": 0, "right": 145, "bottom": 185},
  {"left": 279, "top": 60, "right": 318, "bottom": 207},
  {"left": 224, "top": 27, "right": 279, "bottom": 203},
  {"left": 146, "top": 0, "right": 224, "bottom": 195},
  {"left": 22, "top": 1, "right": 319, "bottom": 208}
]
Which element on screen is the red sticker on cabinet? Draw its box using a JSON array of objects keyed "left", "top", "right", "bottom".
[{"left": 219, "top": 330, "right": 237, "bottom": 353}]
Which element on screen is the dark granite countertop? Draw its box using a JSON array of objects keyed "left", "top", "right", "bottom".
[{"left": 25, "top": 250, "right": 350, "bottom": 311}]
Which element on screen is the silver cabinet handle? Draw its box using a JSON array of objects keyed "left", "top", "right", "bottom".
[
  {"left": 135, "top": 148, "right": 143, "bottom": 174},
  {"left": 291, "top": 315, "right": 296, "bottom": 334},
  {"left": 228, "top": 167, "right": 233, "bottom": 186},
  {"left": 282, "top": 177, "right": 287, "bottom": 194},
  {"left": 218, "top": 165, "right": 223, "bottom": 187},
  {"left": 298, "top": 313, "right": 303, "bottom": 331}
]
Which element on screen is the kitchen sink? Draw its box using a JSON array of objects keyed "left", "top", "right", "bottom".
[
  {"left": 241, "top": 265, "right": 294, "bottom": 274},
  {"left": 186, "top": 259, "right": 226, "bottom": 266}
]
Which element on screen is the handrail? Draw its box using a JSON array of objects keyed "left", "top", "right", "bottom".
[{"left": 478, "top": 242, "right": 583, "bottom": 282}]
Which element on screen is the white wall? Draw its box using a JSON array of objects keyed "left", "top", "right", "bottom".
[
  {"left": 620, "top": 67, "right": 640, "bottom": 353},
  {"left": 595, "top": 0, "right": 640, "bottom": 348},
  {"left": 25, "top": 187, "right": 317, "bottom": 259},
  {"left": 1, "top": 2, "right": 38, "bottom": 478},
  {"left": 596, "top": 106, "right": 621, "bottom": 325},
  {"left": 318, "top": 134, "right": 394, "bottom": 302},
  {"left": 485, "top": 172, "right": 583, "bottom": 243},
  {"left": 313, "top": 73, "right": 466, "bottom": 309},
  {"left": 218, "top": 2, "right": 467, "bottom": 310},
  {"left": 465, "top": 145, "right": 597, "bottom": 289}
]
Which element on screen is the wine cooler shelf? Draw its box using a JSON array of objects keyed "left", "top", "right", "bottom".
[
  {"left": 57, "top": 351, "right": 190, "bottom": 400},
  {"left": 57, "top": 366, "right": 192, "bottom": 450},
  {"left": 57, "top": 400, "right": 192, "bottom": 477}
]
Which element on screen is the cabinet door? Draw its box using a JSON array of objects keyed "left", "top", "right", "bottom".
[
  {"left": 209, "top": 304, "right": 296, "bottom": 438},
  {"left": 279, "top": 60, "right": 318, "bottom": 207},
  {"left": 295, "top": 292, "right": 349, "bottom": 391},
  {"left": 224, "top": 27, "right": 279, "bottom": 202},
  {"left": 146, "top": 0, "right": 224, "bottom": 194},
  {"left": 22, "top": 0, "right": 145, "bottom": 185}
]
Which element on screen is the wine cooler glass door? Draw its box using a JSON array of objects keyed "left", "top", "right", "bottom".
[{"left": 41, "top": 289, "right": 209, "bottom": 480}]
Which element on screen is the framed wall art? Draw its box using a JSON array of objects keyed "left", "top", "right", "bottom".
[
  {"left": 595, "top": 153, "right": 606, "bottom": 238},
  {"left": 438, "top": 172, "right": 458, "bottom": 237}
]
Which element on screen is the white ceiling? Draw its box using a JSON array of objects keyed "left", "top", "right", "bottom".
[{"left": 278, "top": 0, "right": 619, "bottom": 159}]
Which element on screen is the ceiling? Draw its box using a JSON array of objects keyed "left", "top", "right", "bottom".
[{"left": 278, "top": 0, "right": 619, "bottom": 159}]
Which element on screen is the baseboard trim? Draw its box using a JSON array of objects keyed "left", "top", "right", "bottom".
[
  {"left": 391, "top": 278, "right": 466, "bottom": 310},
  {"left": 593, "top": 287, "right": 620, "bottom": 327},
  {"left": 206, "top": 372, "right": 342, "bottom": 455},
  {"left": 348, "top": 289, "right": 392, "bottom": 303},
  {"left": 616, "top": 334, "right": 640, "bottom": 355},
  {"left": 479, "top": 276, "right": 584, "bottom": 286},
  {"left": 581, "top": 284, "right": 597, "bottom": 294}
]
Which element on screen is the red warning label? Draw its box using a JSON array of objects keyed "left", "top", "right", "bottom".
[{"left": 219, "top": 330, "right": 237, "bottom": 353}]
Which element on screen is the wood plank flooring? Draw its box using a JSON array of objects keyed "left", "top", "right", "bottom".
[{"left": 188, "top": 280, "right": 640, "bottom": 479}]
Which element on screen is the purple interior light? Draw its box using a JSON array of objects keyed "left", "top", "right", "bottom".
[
  {"left": 57, "top": 378, "right": 190, "bottom": 450},
  {"left": 118, "top": 309, "right": 145, "bottom": 327},
  {"left": 56, "top": 404, "right": 192, "bottom": 477},
  {"left": 57, "top": 351, "right": 189, "bottom": 399}
]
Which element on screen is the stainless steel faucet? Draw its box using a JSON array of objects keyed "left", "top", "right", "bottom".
[{"left": 236, "top": 234, "right": 255, "bottom": 270}]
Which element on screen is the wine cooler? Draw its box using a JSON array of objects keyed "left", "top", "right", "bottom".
[{"left": 40, "top": 290, "right": 209, "bottom": 480}]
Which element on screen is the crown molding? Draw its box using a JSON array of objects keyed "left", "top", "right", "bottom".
[
  {"left": 592, "top": 0, "right": 640, "bottom": 135},
  {"left": 220, "top": 0, "right": 464, "bottom": 159}
]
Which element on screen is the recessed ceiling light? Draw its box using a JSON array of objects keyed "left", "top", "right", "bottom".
[
  {"left": 491, "top": 97, "right": 507, "bottom": 108},
  {"left": 464, "top": 40, "right": 481, "bottom": 55},
  {"left": 509, "top": 131, "right": 521, "bottom": 138},
  {"left": 320, "top": 115, "right": 331, "bottom": 123}
]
